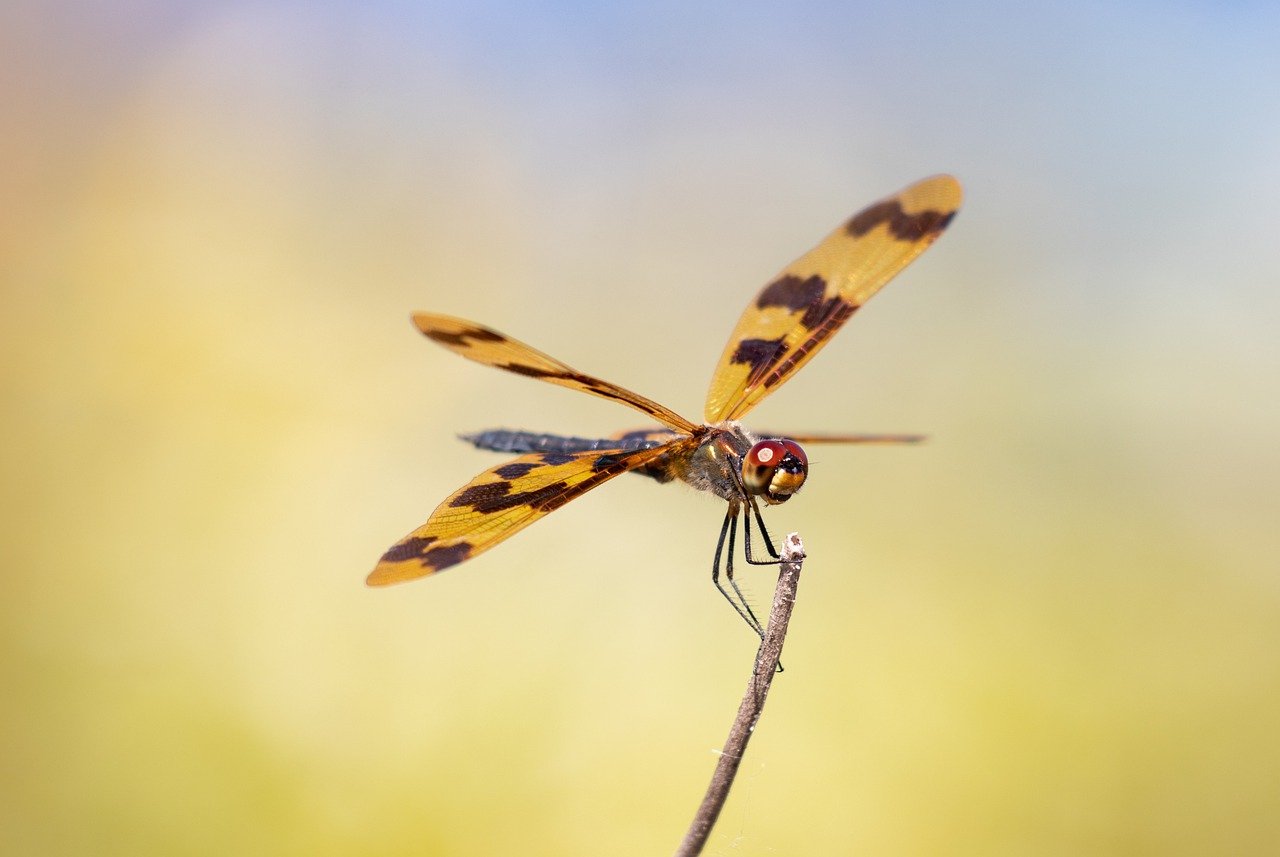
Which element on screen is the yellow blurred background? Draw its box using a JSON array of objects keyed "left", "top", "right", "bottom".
[{"left": 4, "top": 3, "right": 1279, "bottom": 854}]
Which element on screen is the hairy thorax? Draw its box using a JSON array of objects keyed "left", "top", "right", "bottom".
[{"left": 674, "top": 421, "right": 759, "bottom": 504}]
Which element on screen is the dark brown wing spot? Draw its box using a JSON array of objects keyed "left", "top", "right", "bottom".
[
  {"left": 495, "top": 462, "right": 540, "bottom": 479},
  {"left": 497, "top": 365, "right": 638, "bottom": 406},
  {"left": 381, "top": 535, "right": 439, "bottom": 563},
  {"left": 761, "top": 302, "right": 855, "bottom": 389},
  {"left": 899, "top": 205, "right": 952, "bottom": 239},
  {"left": 498, "top": 364, "right": 626, "bottom": 396},
  {"left": 423, "top": 541, "right": 473, "bottom": 570},
  {"left": 502, "top": 362, "right": 557, "bottom": 379},
  {"left": 756, "top": 275, "right": 826, "bottom": 312},
  {"left": 451, "top": 481, "right": 513, "bottom": 509},
  {"left": 538, "top": 452, "right": 576, "bottom": 465},
  {"left": 423, "top": 327, "right": 506, "bottom": 348},
  {"left": 452, "top": 479, "right": 577, "bottom": 514},
  {"left": 731, "top": 337, "right": 787, "bottom": 378},
  {"left": 512, "top": 481, "right": 575, "bottom": 513},
  {"left": 799, "top": 295, "right": 856, "bottom": 330},
  {"left": 846, "top": 201, "right": 955, "bottom": 241},
  {"left": 583, "top": 379, "right": 630, "bottom": 398},
  {"left": 484, "top": 365, "right": 682, "bottom": 430}
]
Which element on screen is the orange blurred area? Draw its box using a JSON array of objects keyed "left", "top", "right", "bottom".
[{"left": 3, "top": 4, "right": 1279, "bottom": 855}]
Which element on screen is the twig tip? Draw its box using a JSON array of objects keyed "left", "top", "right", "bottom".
[{"left": 782, "top": 532, "right": 805, "bottom": 561}]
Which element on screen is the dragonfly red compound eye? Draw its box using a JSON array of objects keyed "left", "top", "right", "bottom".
[
  {"left": 779, "top": 440, "right": 807, "bottom": 467},
  {"left": 741, "top": 440, "right": 788, "bottom": 494},
  {"left": 740, "top": 439, "right": 809, "bottom": 504}
]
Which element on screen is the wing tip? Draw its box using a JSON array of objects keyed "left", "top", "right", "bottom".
[
  {"left": 366, "top": 533, "right": 474, "bottom": 586},
  {"left": 366, "top": 561, "right": 426, "bottom": 587},
  {"left": 911, "top": 173, "right": 964, "bottom": 210},
  {"left": 366, "top": 567, "right": 394, "bottom": 586},
  {"left": 410, "top": 310, "right": 459, "bottom": 335},
  {"left": 409, "top": 310, "right": 436, "bottom": 331}
]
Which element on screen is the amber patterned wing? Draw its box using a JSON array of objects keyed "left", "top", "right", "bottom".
[
  {"left": 413, "top": 313, "right": 698, "bottom": 434},
  {"left": 705, "top": 175, "right": 962, "bottom": 423},
  {"left": 367, "top": 440, "right": 688, "bottom": 586}
]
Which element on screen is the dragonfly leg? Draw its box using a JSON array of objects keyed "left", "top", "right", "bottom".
[
  {"left": 712, "top": 505, "right": 765, "bottom": 639},
  {"left": 725, "top": 509, "right": 768, "bottom": 638},
  {"left": 742, "top": 495, "right": 781, "bottom": 566}
]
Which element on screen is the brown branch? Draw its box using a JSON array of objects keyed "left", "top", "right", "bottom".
[{"left": 674, "top": 532, "right": 806, "bottom": 857}]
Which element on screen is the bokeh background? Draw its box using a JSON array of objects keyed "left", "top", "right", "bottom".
[{"left": 4, "top": 2, "right": 1279, "bottom": 855}]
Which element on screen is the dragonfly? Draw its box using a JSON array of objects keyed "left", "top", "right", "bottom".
[{"left": 369, "top": 174, "right": 961, "bottom": 638}]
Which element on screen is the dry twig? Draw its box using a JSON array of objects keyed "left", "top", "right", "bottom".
[{"left": 674, "top": 532, "right": 805, "bottom": 857}]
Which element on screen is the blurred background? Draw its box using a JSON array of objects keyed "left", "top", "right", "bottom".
[{"left": 3, "top": 2, "right": 1279, "bottom": 854}]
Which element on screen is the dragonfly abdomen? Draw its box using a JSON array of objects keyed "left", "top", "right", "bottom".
[{"left": 460, "top": 429, "right": 667, "bottom": 455}]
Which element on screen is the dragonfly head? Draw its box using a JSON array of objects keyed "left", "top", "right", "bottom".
[{"left": 741, "top": 439, "right": 808, "bottom": 505}]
